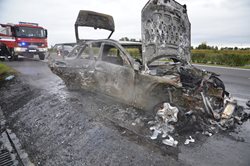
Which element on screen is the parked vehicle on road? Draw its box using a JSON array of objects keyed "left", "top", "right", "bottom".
[{"left": 0, "top": 22, "right": 48, "bottom": 60}]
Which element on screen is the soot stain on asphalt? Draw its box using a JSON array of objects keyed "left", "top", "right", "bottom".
[{"left": 0, "top": 75, "right": 186, "bottom": 166}]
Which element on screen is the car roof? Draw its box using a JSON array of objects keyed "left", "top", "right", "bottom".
[
  {"left": 77, "top": 39, "right": 142, "bottom": 48},
  {"left": 119, "top": 41, "right": 142, "bottom": 46},
  {"left": 54, "top": 43, "right": 76, "bottom": 47}
]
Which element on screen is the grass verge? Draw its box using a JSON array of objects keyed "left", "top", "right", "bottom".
[
  {"left": 191, "top": 49, "right": 250, "bottom": 67},
  {"left": 0, "top": 63, "right": 16, "bottom": 81}
]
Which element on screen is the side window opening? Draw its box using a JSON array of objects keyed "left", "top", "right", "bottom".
[
  {"left": 79, "top": 45, "right": 91, "bottom": 59},
  {"left": 79, "top": 42, "right": 101, "bottom": 60},
  {"left": 69, "top": 45, "right": 82, "bottom": 58},
  {"left": 123, "top": 46, "right": 142, "bottom": 61},
  {"left": 91, "top": 42, "right": 101, "bottom": 59},
  {"left": 101, "top": 44, "right": 124, "bottom": 66},
  {"left": 0, "top": 25, "right": 11, "bottom": 36}
]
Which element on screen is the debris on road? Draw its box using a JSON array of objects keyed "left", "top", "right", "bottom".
[
  {"left": 202, "top": 131, "right": 213, "bottom": 137},
  {"left": 162, "top": 135, "right": 178, "bottom": 147},
  {"left": 149, "top": 103, "right": 178, "bottom": 145},
  {"left": 184, "top": 136, "right": 195, "bottom": 145},
  {"left": 246, "top": 100, "right": 250, "bottom": 107},
  {"left": 5, "top": 75, "right": 15, "bottom": 81}
]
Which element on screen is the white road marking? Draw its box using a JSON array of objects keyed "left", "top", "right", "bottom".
[
  {"left": 194, "top": 64, "right": 250, "bottom": 71},
  {"left": 233, "top": 97, "right": 248, "bottom": 102}
]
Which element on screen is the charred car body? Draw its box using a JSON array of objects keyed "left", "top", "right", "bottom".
[{"left": 49, "top": 0, "right": 249, "bottom": 141}]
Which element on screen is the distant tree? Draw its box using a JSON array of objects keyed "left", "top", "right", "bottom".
[
  {"left": 195, "top": 42, "right": 221, "bottom": 50},
  {"left": 196, "top": 42, "right": 208, "bottom": 49},
  {"left": 119, "top": 37, "right": 129, "bottom": 41},
  {"left": 130, "top": 38, "right": 136, "bottom": 42},
  {"left": 234, "top": 47, "right": 238, "bottom": 50}
]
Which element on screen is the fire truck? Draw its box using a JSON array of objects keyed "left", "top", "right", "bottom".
[{"left": 0, "top": 22, "right": 48, "bottom": 60}]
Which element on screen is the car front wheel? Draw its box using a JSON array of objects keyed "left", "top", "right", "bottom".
[{"left": 39, "top": 53, "right": 45, "bottom": 60}]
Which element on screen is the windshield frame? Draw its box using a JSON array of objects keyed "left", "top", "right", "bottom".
[{"left": 15, "top": 26, "right": 46, "bottom": 38}]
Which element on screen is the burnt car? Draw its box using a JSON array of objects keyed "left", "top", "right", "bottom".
[
  {"left": 49, "top": 6, "right": 225, "bottom": 112},
  {"left": 49, "top": 38, "right": 224, "bottom": 112},
  {"left": 49, "top": 1, "right": 248, "bottom": 135}
]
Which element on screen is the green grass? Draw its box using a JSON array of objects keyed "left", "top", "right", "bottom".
[
  {"left": 191, "top": 49, "right": 250, "bottom": 67},
  {"left": 240, "top": 65, "right": 250, "bottom": 69},
  {"left": 0, "top": 63, "right": 16, "bottom": 81},
  {"left": 123, "top": 47, "right": 250, "bottom": 68}
]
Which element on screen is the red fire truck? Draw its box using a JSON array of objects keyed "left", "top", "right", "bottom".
[{"left": 0, "top": 22, "right": 48, "bottom": 60}]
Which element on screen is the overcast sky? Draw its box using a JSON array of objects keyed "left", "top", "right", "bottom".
[{"left": 1, "top": 0, "right": 250, "bottom": 47}]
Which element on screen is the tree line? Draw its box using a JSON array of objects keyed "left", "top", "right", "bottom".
[{"left": 192, "top": 42, "right": 250, "bottom": 51}]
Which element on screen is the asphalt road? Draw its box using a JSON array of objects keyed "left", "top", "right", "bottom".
[{"left": 1, "top": 58, "right": 250, "bottom": 166}]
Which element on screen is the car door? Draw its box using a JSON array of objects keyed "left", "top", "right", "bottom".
[
  {"left": 55, "top": 43, "right": 99, "bottom": 90},
  {"left": 94, "top": 42, "right": 135, "bottom": 105},
  {"left": 74, "top": 42, "right": 103, "bottom": 91}
]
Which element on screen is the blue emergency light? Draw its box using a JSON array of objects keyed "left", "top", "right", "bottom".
[
  {"left": 21, "top": 42, "right": 26, "bottom": 46},
  {"left": 18, "top": 42, "right": 26, "bottom": 46}
]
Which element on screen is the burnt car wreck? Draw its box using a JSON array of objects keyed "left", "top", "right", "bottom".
[{"left": 49, "top": 0, "right": 249, "bottom": 146}]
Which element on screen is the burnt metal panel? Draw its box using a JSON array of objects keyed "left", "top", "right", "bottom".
[
  {"left": 94, "top": 61, "right": 135, "bottom": 104},
  {"left": 142, "top": 0, "right": 191, "bottom": 64},
  {"left": 75, "top": 10, "right": 115, "bottom": 42}
]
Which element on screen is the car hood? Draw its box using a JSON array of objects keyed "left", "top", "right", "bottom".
[
  {"left": 141, "top": 0, "right": 191, "bottom": 65},
  {"left": 75, "top": 10, "right": 115, "bottom": 42}
]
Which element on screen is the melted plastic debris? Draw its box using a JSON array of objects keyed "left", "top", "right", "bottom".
[
  {"left": 202, "top": 131, "right": 213, "bottom": 137},
  {"left": 149, "top": 103, "right": 178, "bottom": 147},
  {"left": 184, "top": 136, "right": 195, "bottom": 145},
  {"left": 150, "top": 128, "right": 161, "bottom": 140},
  {"left": 207, "top": 96, "right": 249, "bottom": 131},
  {"left": 148, "top": 95, "right": 249, "bottom": 146},
  {"left": 246, "top": 100, "right": 250, "bottom": 107},
  {"left": 162, "top": 135, "right": 178, "bottom": 147},
  {"left": 222, "top": 99, "right": 237, "bottom": 119}
]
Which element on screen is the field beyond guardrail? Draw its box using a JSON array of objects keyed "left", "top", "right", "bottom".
[{"left": 191, "top": 49, "right": 250, "bottom": 67}]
